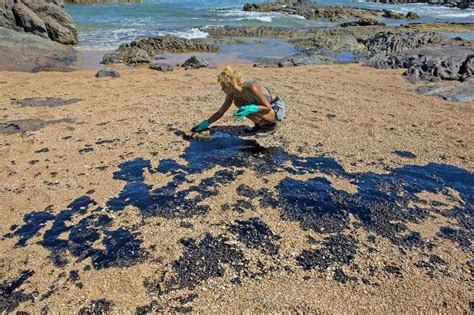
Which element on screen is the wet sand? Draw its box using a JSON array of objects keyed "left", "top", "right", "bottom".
[{"left": 0, "top": 64, "right": 473, "bottom": 313}]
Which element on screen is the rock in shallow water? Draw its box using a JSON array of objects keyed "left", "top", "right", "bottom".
[
  {"left": 181, "top": 56, "right": 209, "bottom": 69},
  {"left": 102, "top": 35, "right": 218, "bottom": 65}
]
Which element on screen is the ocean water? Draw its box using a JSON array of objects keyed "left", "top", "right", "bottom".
[{"left": 66, "top": 0, "right": 474, "bottom": 51}]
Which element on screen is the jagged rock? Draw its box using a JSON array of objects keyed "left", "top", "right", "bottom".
[
  {"left": 11, "top": 2, "right": 48, "bottom": 38},
  {"left": 120, "top": 47, "right": 150, "bottom": 64},
  {"left": 243, "top": 1, "right": 378, "bottom": 21},
  {"left": 340, "top": 18, "right": 386, "bottom": 27},
  {"left": 0, "top": 0, "right": 78, "bottom": 45},
  {"left": 102, "top": 35, "right": 218, "bottom": 65},
  {"left": 254, "top": 49, "right": 336, "bottom": 67},
  {"left": 150, "top": 62, "right": 174, "bottom": 72},
  {"left": 102, "top": 51, "right": 122, "bottom": 64},
  {"left": 96, "top": 69, "right": 120, "bottom": 78},
  {"left": 363, "top": 31, "right": 441, "bottom": 60},
  {"left": 405, "top": 12, "right": 420, "bottom": 19},
  {"left": 200, "top": 26, "right": 303, "bottom": 38},
  {"left": 367, "top": 0, "right": 472, "bottom": 9},
  {"left": 382, "top": 10, "right": 404, "bottom": 19},
  {"left": 0, "top": 26, "right": 76, "bottom": 72},
  {"left": 362, "top": 31, "right": 474, "bottom": 86},
  {"left": 182, "top": 56, "right": 208, "bottom": 69}
]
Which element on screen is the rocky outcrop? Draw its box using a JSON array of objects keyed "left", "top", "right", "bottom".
[
  {"left": 362, "top": 31, "right": 474, "bottom": 101},
  {"left": 254, "top": 48, "right": 336, "bottom": 67},
  {"left": 405, "top": 12, "right": 420, "bottom": 19},
  {"left": 0, "top": 0, "right": 78, "bottom": 71},
  {"left": 363, "top": 31, "right": 441, "bottom": 60},
  {"left": 382, "top": 10, "right": 404, "bottom": 19},
  {"left": 0, "top": 0, "right": 78, "bottom": 45},
  {"left": 416, "top": 79, "right": 474, "bottom": 103},
  {"left": 243, "top": 1, "right": 379, "bottom": 21},
  {"left": 181, "top": 56, "right": 208, "bottom": 69},
  {"left": 201, "top": 26, "right": 304, "bottom": 38},
  {"left": 102, "top": 35, "right": 219, "bottom": 65},
  {"left": 367, "top": 0, "right": 472, "bottom": 9},
  {"left": 0, "top": 26, "right": 76, "bottom": 72},
  {"left": 340, "top": 18, "right": 385, "bottom": 27}
]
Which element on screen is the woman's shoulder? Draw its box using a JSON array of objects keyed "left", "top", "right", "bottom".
[{"left": 243, "top": 80, "right": 263, "bottom": 92}]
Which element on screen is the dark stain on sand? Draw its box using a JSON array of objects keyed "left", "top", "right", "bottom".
[
  {"left": 0, "top": 118, "right": 75, "bottom": 134},
  {"left": 0, "top": 270, "right": 34, "bottom": 313},
  {"left": 14, "top": 97, "right": 82, "bottom": 108}
]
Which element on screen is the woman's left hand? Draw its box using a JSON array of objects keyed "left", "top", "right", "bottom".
[{"left": 232, "top": 104, "right": 259, "bottom": 121}]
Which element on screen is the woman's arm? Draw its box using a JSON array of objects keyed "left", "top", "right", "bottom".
[
  {"left": 191, "top": 93, "right": 234, "bottom": 132},
  {"left": 207, "top": 93, "right": 234, "bottom": 124},
  {"left": 245, "top": 83, "right": 272, "bottom": 114}
]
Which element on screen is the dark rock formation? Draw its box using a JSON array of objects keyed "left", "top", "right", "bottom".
[
  {"left": 254, "top": 48, "right": 336, "bottom": 67},
  {"left": 382, "top": 9, "right": 405, "bottom": 19},
  {"left": 362, "top": 31, "right": 473, "bottom": 82},
  {"left": 363, "top": 31, "right": 442, "bottom": 60},
  {"left": 181, "top": 56, "right": 208, "bottom": 69},
  {"left": 0, "top": 0, "right": 78, "bottom": 45},
  {"left": 0, "top": 26, "right": 76, "bottom": 71},
  {"left": 96, "top": 68, "right": 120, "bottom": 78},
  {"left": 0, "top": 0, "right": 78, "bottom": 71},
  {"left": 200, "top": 25, "right": 304, "bottom": 38},
  {"left": 416, "top": 79, "right": 474, "bottom": 103},
  {"left": 102, "top": 35, "right": 218, "bottom": 65},
  {"left": 405, "top": 11, "right": 420, "bottom": 19},
  {"left": 362, "top": 31, "right": 474, "bottom": 101},
  {"left": 243, "top": 1, "right": 379, "bottom": 21},
  {"left": 340, "top": 18, "right": 386, "bottom": 27},
  {"left": 367, "top": 0, "right": 472, "bottom": 9}
]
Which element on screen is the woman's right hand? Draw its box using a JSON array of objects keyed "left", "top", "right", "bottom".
[{"left": 191, "top": 120, "right": 210, "bottom": 132}]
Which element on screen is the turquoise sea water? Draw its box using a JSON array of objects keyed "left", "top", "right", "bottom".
[{"left": 66, "top": 0, "right": 474, "bottom": 51}]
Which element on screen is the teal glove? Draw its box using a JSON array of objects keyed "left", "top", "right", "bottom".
[
  {"left": 191, "top": 120, "right": 209, "bottom": 132},
  {"left": 232, "top": 104, "right": 259, "bottom": 121}
]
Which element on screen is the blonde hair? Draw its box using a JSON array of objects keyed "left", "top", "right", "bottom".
[{"left": 217, "top": 66, "right": 243, "bottom": 89}]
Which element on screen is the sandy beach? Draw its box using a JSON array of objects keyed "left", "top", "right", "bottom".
[{"left": 1, "top": 64, "right": 473, "bottom": 313}]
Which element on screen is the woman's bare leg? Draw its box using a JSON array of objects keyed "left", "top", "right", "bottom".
[{"left": 234, "top": 99, "right": 276, "bottom": 124}]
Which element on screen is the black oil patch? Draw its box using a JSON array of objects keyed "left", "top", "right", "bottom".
[
  {"left": 108, "top": 157, "right": 243, "bottom": 219},
  {"left": 78, "top": 298, "right": 112, "bottom": 315},
  {"left": 274, "top": 162, "right": 473, "bottom": 249},
  {"left": 228, "top": 218, "right": 281, "bottom": 255},
  {"left": 384, "top": 265, "right": 403, "bottom": 277},
  {"left": 167, "top": 234, "right": 246, "bottom": 291},
  {"left": 14, "top": 97, "right": 81, "bottom": 108},
  {"left": 0, "top": 270, "right": 34, "bottom": 313},
  {"left": 415, "top": 255, "right": 448, "bottom": 277},
  {"left": 296, "top": 234, "right": 357, "bottom": 271},
  {"left": 7, "top": 196, "right": 145, "bottom": 269},
  {"left": 393, "top": 150, "right": 416, "bottom": 159}
]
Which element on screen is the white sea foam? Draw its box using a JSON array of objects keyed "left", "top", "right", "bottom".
[
  {"left": 216, "top": 9, "right": 305, "bottom": 23},
  {"left": 439, "top": 12, "right": 474, "bottom": 18},
  {"left": 158, "top": 28, "right": 209, "bottom": 39},
  {"left": 77, "top": 27, "right": 209, "bottom": 50}
]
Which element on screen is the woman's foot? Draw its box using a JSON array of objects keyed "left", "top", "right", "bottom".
[
  {"left": 255, "top": 122, "right": 278, "bottom": 137},
  {"left": 243, "top": 123, "right": 262, "bottom": 134}
]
